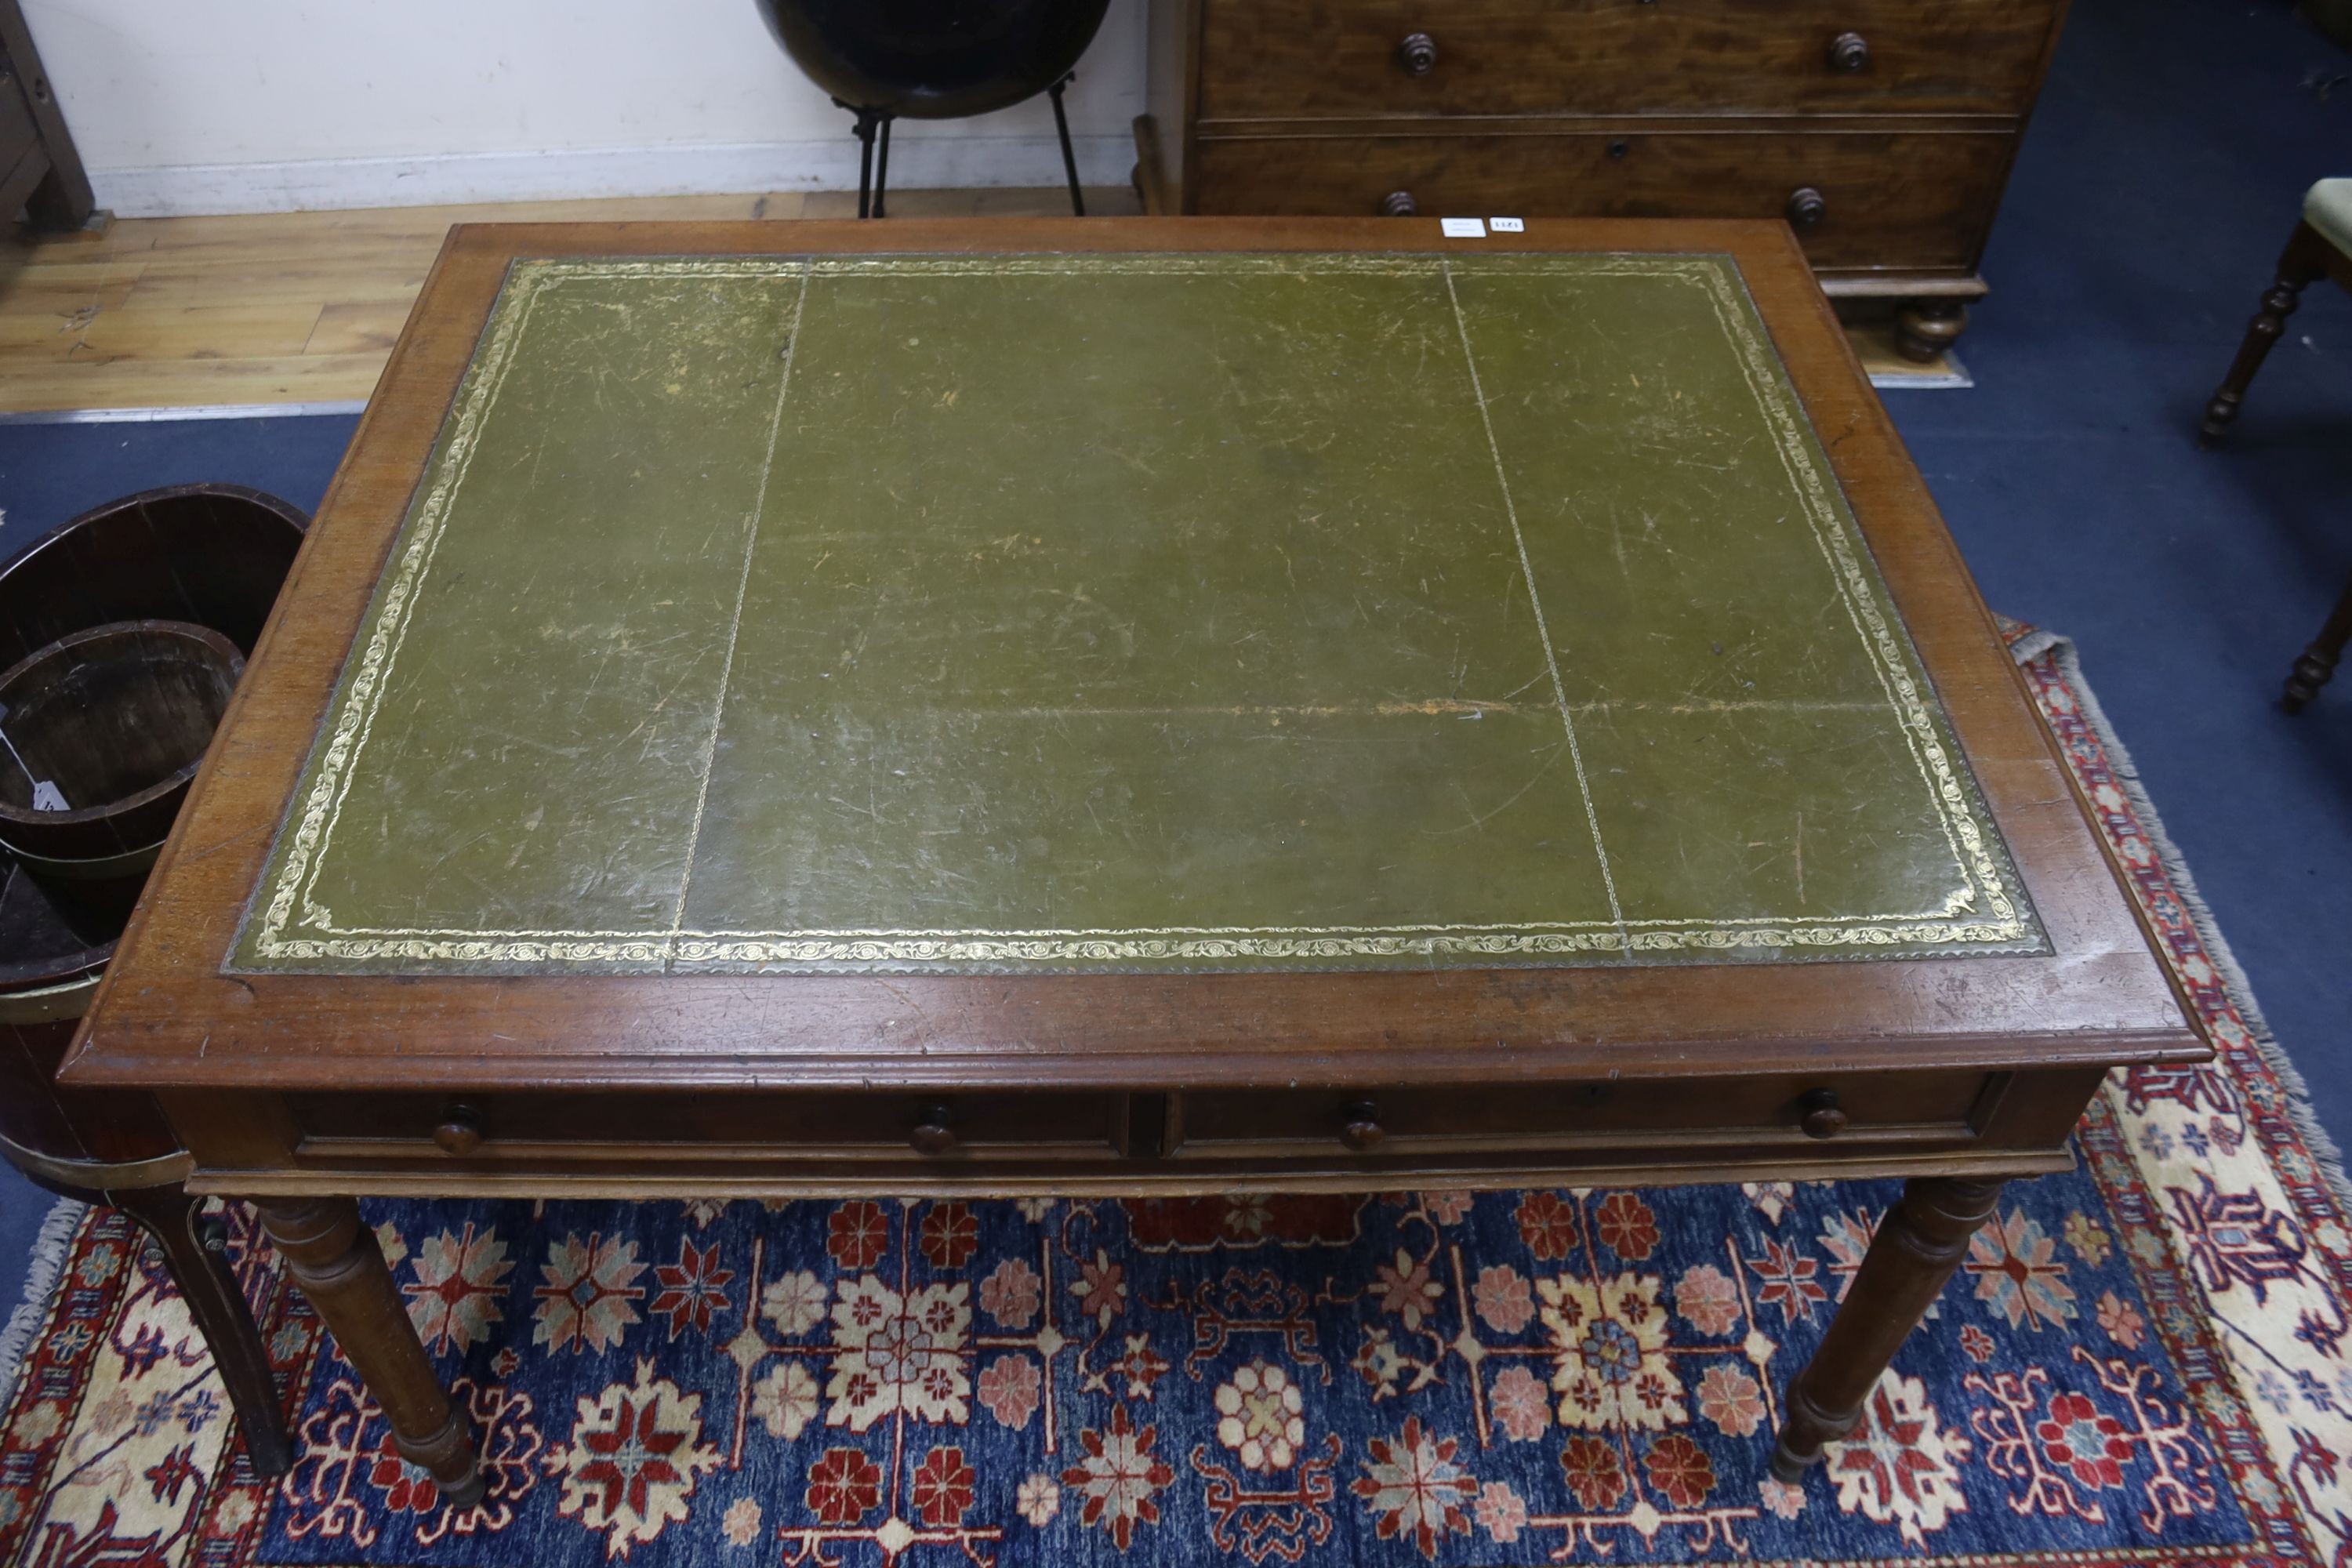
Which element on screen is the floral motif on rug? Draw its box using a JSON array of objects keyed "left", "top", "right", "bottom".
[{"left": 2, "top": 633, "right": 2347, "bottom": 1566}]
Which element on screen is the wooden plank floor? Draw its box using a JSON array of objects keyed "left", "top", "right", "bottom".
[{"left": 0, "top": 188, "right": 1955, "bottom": 416}]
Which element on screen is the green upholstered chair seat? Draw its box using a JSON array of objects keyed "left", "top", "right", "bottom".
[{"left": 2307, "top": 178, "right": 2352, "bottom": 258}]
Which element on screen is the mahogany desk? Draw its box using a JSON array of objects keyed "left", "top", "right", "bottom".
[{"left": 62, "top": 218, "right": 2203, "bottom": 1505}]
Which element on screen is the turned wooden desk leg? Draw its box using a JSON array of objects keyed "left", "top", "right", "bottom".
[
  {"left": 1769, "top": 1175, "right": 2002, "bottom": 1483},
  {"left": 254, "top": 1197, "right": 484, "bottom": 1508}
]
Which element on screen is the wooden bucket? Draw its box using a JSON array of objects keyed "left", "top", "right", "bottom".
[
  {"left": 0, "top": 483, "right": 307, "bottom": 668},
  {"left": 0, "top": 621, "right": 245, "bottom": 937}
]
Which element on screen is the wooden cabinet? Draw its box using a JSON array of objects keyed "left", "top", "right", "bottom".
[
  {"left": 1137, "top": 0, "right": 2071, "bottom": 354},
  {"left": 0, "top": 0, "right": 93, "bottom": 228}
]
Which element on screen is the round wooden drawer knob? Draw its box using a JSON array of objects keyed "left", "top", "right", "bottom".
[
  {"left": 1785, "top": 187, "right": 1828, "bottom": 230},
  {"left": 911, "top": 1103, "right": 959, "bottom": 1156},
  {"left": 1798, "top": 1088, "right": 1849, "bottom": 1140},
  {"left": 1341, "top": 1101, "right": 1387, "bottom": 1152},
  {"left": 1396, "top": 32, "right": 1439, "bottom": 76},
  {"left": 433, "top": 1103, "right": 484, "bottom": 1156},
  {"left": 1829, "top": 31, "right": 1871, "bottom": 71},
  {"left": 1381, "top": 191, "right": 1419, "bottom": 219}
]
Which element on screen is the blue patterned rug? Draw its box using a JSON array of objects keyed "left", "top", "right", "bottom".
[{"left": 3, "top": 633, "right": 2347, "bottom": 1565}]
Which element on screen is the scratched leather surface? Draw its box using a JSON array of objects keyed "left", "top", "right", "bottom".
[{"left": 230, "top": 253, "right": 2044, "bottom": 975}]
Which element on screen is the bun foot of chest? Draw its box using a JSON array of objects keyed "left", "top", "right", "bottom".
[{"left": 1895, "top": 299, "right": 1970, "bottom": 362}]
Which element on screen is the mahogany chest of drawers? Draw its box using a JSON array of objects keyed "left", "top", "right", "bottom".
[{"left": 1133, "top": 0, "right": 2072, "bottom": 357}]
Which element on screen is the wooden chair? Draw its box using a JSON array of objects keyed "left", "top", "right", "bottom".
[{"left": 2198, "top": 179, "right": 2352, "bottom": 710}]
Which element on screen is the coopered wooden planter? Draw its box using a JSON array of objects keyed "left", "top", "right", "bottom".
[
  {"left": 0, "top": 620, "right": 243, "bottom": 933},
  {"left": 0, "top": 483, "right": 307, "bottom": 670}
]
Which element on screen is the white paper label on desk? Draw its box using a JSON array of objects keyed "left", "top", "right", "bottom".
[
  {"left": 1489, "top": 216, "right": 1526, "bottom": 232},
  {"left": 1440, "top": 217, "right": 1486, "bottom": 238}
]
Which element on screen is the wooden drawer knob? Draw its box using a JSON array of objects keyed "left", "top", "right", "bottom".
[
  {"left": 1340, "top": 1100, "right": 1386, "bottom": 1152},
  {"left": 433, "top": 1102, "right": 484, "bottom": 1156},
  {"left": 911, "top": 1102, "right": 959, "bottom": 1156},
  {"left": 1381, "top": 191, "right": 1419, "bottom": 218},
  {"left": 1798, "top": 1088, "right": 1849, "bottom": 1140},
  {"left": 1785, "top": 187, "right": 1828, "bottom": 230},
  {"left": 1396, "top": 31, "right": 1439, "bottom": 76},
  {"left": 1828, "top": 31, "right": 1871, "bottom": 71}
]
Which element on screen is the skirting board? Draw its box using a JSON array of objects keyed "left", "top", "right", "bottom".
[{"left": 88, "top": 135, "right": 1138, "bottom": 219}]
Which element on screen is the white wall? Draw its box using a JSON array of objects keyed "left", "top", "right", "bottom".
[{"left": 21, "top": 0, "right": 1148, "bottom": 216}]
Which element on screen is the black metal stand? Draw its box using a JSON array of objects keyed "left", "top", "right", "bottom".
[
  {"left": 1049, "top": 74, "right": 1085, "bottom": 217},
  {"left": 837, "top": 100, "right": 895, "bottom": 220},
  {"left": 833, "top": 74, "right": 1084, "bottom": 220}
]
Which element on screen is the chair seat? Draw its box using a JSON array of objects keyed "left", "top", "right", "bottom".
[{"left": 2307, "top": 179, "right": 2352, "bottom": 258}]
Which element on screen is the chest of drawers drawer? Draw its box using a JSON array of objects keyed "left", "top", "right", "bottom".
[
  {"left": 1189, "top": 129, "right": 2015, "bottom": 270},
  {"left": 1196, "top": 0, "right": 2060, "bottom": 121}
]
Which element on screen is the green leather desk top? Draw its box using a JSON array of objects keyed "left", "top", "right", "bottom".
[{"left": 233, "top": 252, "right": 2042, "bottom": 976}]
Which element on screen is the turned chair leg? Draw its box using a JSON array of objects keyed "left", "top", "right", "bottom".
[
  {"left": 254, "top": 1196, "right": 485, "bottom": 1507},
  {"left": 112, "top": 1186, "right": 295, "bottom": 1477},
  {"left": 1770, "top": 1175, "right": 2003, "bottom": 1481},
  {"left": 2201, "top": 222, "right": 2332, "bottom": 447},
  {"left": 2285, "top": 569, "right": 2352, "bottom": 712}
]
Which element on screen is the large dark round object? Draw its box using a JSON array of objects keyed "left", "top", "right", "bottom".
[
  {"left": 0, "top": 483, "right": 308, "bottom": 669},
  {"left": 755, "top": 0, "right": 1111, "bottom": 119}
]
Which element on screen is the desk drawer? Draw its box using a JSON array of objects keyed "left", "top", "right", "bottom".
[
  {"left": 290, "top": 1090, "right": 1132, "bottom": 1164},
  {"left": 1175, "top": 1070, "right": 1997, "bottom": 1159},
  {"left": 1196, "top": 0, "right": 2057, "bottom": 120},
  {"left": 1190, "top": 129, "right": 2013, "bottom": 270}
]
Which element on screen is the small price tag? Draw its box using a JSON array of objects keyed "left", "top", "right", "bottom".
[
  {"left": 1439, "top": 217, "right": 1486, "bottom": 238},
  {"left": 1489, "top": 216, "right": 1526, "bottom": 233},
  {"left": 31, "top": 781, "right": 67, "bottom": 812}
]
